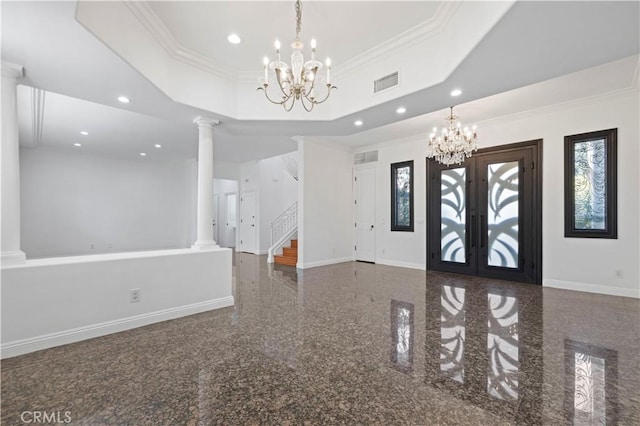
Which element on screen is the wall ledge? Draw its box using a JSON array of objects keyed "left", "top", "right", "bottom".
[
  {"left": 1, "top": 296, "right": 234, "bottom": 359},
  {"left": 2, "top": 247, "right": 229, "bottom": 269}
]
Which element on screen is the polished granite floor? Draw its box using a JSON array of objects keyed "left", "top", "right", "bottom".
[{"left": 2, "top": 254, "right": 639, "bottom": 425}]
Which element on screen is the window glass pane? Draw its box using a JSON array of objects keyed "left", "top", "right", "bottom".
[
  {"left": 574, "top": 139, "right": 606, "bottom": 230},
  {"left": 487, "top": 161, "right": 519, "bottom": 268},
  {"left": 395, "top": 166, "right": 411, "bottom": 227},
  {"left": 441, "top": 168, "right": 466, "bottom": 263}
]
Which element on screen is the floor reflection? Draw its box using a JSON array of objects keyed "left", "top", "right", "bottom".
[
  {"left": 565, "top": 340, "right": 618, "bottom": 424},
  {"left": 425, "top": 279, "right": 540, "bottom": 421},
  {"left": 440, "top": 285, "right": 466, "bottom": 383},
  {"left": 390, "top": 300, "right": 414, "bottom": 373}
]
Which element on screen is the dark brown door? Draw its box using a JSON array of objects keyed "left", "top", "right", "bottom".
[{"left": 427, "top": 140, "right": 541, "bottom": 284}]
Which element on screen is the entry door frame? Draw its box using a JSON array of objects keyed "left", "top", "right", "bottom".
[
  {"left": 426, "top": 140, "right": 543, "bottom": 284},
  {"left": 353, "top": 164, "right": 376, "bottom": 262}
]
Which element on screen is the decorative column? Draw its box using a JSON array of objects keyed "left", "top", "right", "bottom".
[
  {"left": 1, "top": 63, "right": 27, "bottom": 264},
  {"left": 192, "top": 116, "right": 220, "bottom": 249}
]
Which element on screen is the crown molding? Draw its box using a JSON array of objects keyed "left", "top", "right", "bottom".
[
  {"left": 476, "top": 85, "right": 639, "bottom": 128},
  {"left": 123, "top": 1, "right": 236, "bottom": 80},
  {"left": 332, "top": 1, "right": 461, "bottom": 79}
]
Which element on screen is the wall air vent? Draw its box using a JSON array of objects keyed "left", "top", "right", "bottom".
[
  {"left": 354, "top": 150, "right": 378, "bottom": 165},
  {"left": 374, "top": 72, "right": 399, "bottom": 93}
]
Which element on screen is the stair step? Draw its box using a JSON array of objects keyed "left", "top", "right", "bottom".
[
  {"left": 290, "top": 239, "right": 298, "bottom": 248},
  {"left": 282, "top": 247, "right": 297, "bottom": 257},
  {"left": 274, "top": 255, "right": 297, "bottom": 267}
]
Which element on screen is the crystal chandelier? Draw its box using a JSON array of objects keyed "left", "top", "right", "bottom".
[
  {"left": 258, "top": 0, "right": 336, "bottom": 112},
  {"left": 426, "top": 106, "right": 478, "bottom": 166}
]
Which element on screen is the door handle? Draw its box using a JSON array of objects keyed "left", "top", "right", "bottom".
[
  {"left": 470, "top": 215, "right": 476, "bottom": 248},
  {"left": 250, "top": 224, "right": 255, "bottom": 227},
  {"left": 480, "top": 215, "right": 486, "bottom": 248},
  {"left": 370, "top": 225, "right": 374, "bottom": 230}
]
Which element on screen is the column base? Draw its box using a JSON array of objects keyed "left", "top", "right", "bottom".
[
  {"left": 1, "top": 250, "right": 27, "bottom": 266},
  {"left": 192, "top": 241, "right": 220, "bottom": 250}
]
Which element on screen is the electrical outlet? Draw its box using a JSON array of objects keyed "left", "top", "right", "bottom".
[
  {"left": 130, "top": 288, "right": 141, "bottom": 303},
  {"left": 615, "top": 270, "right": 623, "bottom": 279}
]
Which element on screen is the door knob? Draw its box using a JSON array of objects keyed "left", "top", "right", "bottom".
[{"left": 370, "top": 225, "right": 374, "bottom": 230}]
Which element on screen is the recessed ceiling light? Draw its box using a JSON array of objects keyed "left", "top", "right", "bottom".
[
  {"left": 140, "top": 152, "right": 147, "bottom": 156},
  {"left": 450, "top": 89, "right": 462, "bottom": 97},
  {"left": 118, "top": 96, "right": 131, "bottom": 103},
  {"left": 80, "top": 131, "right": 89, "bottom": 136},
  {"left": 354, "top": 120, "right": 363, "bottom": 126},
  {"left": 227, "top": 34, "right": 241, "bottom": 44},
  {"left": 74, "top": 143, "right": 82, "bottom": 147},
  {"left": 154, "top": 144, "right": 162, "bottom": 148},
  {"left": 396, "top": 107, "right": 407, "bottom": 114}
]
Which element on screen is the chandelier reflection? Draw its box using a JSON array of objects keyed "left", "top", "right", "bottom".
[
  {"left": 427, "top": 106, "right": 478, "bottom": 165},
  {"left": 258, "top": 0, "right": 336, "bottom": 112}
]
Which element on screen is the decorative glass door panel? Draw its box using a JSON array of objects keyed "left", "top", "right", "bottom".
[
  {"left": 441, "top": 168, "right": 467, "bottom": 263},
  {"left": 427, "top": 141, "right": 540, "bottom": 284},
  {"left": 486, "top": 161, "right": 519, "bottom": 268}
]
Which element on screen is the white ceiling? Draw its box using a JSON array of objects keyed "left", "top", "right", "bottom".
[{"left": 3, "top": 1, "right": 639, "bottom": 163}]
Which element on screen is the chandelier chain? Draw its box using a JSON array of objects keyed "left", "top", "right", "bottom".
[{"left": 295, "top": 0, "right": 302, "bottom": 39}]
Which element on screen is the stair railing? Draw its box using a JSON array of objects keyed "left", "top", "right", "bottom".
[{"left": 267, "top": 201, "right": 298, "bottom": 263}]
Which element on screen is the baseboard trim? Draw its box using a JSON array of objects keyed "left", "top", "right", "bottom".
[
  {"left": 544, "top": 279, "right": 639, "bottom": 299},
  {"left": 1, "top": 296, "right": 234, "bottom": 359},
  {"left": 376, "top": 259, "right": 426, "bottom": 271},
  {"left": 298, "top": 257, "right": 353, "bottom": 269}
]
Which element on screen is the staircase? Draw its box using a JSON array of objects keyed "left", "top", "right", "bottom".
[{"left": 274, "top": 239, "right": 297, "bottom": 266}]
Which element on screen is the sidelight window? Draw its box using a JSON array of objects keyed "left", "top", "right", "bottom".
[
  {"left": 564, "top": 129, "right": 617, "bottom": 238},
  {"left": 391, "top": 161, "right": 414, "bottom": 231}
]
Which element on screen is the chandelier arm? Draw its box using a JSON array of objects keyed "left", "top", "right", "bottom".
[
  {"left": 274, "top": 69, "right": 294, "bottom": 100},
  {"left": 310, "top": 84, "right": 336, "bottom": 105},
  {"left": 283, "top": 95, "right": 296, "bottom": 112},
  {"left": 259, "top": 85, "right": 289, "bottom": 105},
  {"left": 299, "top": 93, "right": 315, "bottom": 112}
]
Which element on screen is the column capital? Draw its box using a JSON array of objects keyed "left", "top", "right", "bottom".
[
  {"left": 1, "top": 62, "right": 24, "bottom": 81},
  {"left": 193, "top": 116, "right": 220, "bottom": 128}
]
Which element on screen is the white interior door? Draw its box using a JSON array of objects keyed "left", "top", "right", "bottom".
[
  {"left": 225, "top": 192, "right": 237, "bottom": 248},
  {"left": 239, "top": 191, "right": 256, "bottom": 253},
  {"left": 354, "top": 166, "right": 376, "bottom": 262},
  {"left": 212, "top": 194, "right": 219, "bottom": 244}
]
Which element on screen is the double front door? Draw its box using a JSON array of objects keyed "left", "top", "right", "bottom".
[{"left": 427, "top": 141, "right": 541, "bottom": 284}]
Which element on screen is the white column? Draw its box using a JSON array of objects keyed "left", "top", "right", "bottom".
[
  {"left": 192, "top": 116, "right": 220, "bottom": 249},
  {"left": 1, "top": 63, "right": 27, "bottom": 265}
]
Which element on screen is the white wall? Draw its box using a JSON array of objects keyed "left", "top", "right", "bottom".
[
  {"left": 355, "top": 88, "right": 640, "bottom": 297},
  {"left": 1, "top": 248, "right": 233, "bottom": 358},
  {"left": 20, "top": 147, "right": 196, "bottom": 258},
  {"left": 257, "top": 155, "right": 299, "bottom": 253},
  {"left": 299, "top": 139, "right": 353, "bottom": 268},
  {"left": 239, "top": 154, "right": 299, "bottom": 254}
]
